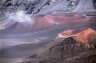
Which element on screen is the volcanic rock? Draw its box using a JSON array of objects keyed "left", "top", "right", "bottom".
[{"left": 21, "top": 35, "right": 96, "bottom": 63}]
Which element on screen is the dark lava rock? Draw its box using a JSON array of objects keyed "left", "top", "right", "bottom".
[{"left": 21, "top": 37, "right": 96, "bottom": 63}]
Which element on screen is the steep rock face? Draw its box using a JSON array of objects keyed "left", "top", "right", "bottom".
[
  {"left": 22, "top": 36, "right": 96, "bottom": 63},
  {"left": 39, "top": 37, "right": 96, "bottom": 63},
  {"left": 41, "top": 37, "right": 77, "bottom": 60}
]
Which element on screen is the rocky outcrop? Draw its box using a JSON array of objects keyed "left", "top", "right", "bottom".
[{"left": 21, "top": 35, "right": 96, "bottom": 63}]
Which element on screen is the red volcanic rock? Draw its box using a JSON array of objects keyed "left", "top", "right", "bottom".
[
  {"left": 58, "top": 29, "right": 74, "bottom": 38},
  {"left": 75, "top": 28, "right": 96, "bottom": 44},
  {"left": 58, "top": 27, "right": 96, "bottom": 49},
  {"left": 58, "top": 28, "right": 96, "bottom": 44}
]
